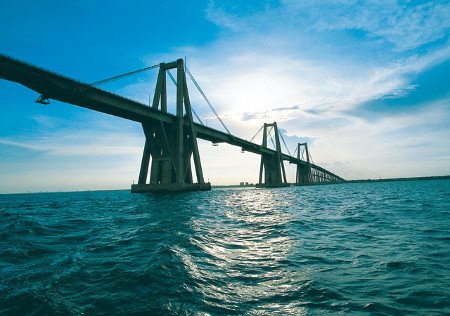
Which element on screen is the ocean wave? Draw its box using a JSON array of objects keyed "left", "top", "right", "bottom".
[{"left": 1, "top": 180, "right": 449, "bottom": 314}]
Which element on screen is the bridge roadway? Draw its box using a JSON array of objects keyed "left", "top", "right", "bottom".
[{"left": 0, "top": 53, "right": 344, "bottom": 182}]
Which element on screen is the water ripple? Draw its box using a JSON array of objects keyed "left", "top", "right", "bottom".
[{"left": 0, "top": 180, "right": 450, "bottom": 314}]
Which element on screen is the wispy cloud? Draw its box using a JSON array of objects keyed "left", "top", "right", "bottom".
[
  {"left": 292, "top": 1, "right": 450, "bottom": 52},
  {"left": 31, "top": 115, "right": 62, "bottom": 128},
  {"left": 0, "top": 139, "right": 141, "bottom": 156},
  {"left": 208, "top": 1, "right": 450, "bottom": 52},
  {"left": 242, "top": 105, "right": 301, "bottom": 122},
  {"left": 171, "top": 45, "right": 448, "bottom": 128},
  {"left": 0, "top": 114, "right": 143, "bottom": 157},
  {"left": 0, "top": 138, "right": 141, "bottom": 156}
]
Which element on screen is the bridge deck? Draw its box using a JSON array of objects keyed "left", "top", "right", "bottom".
[{"left": 0, "top": 53, "right": 344, "bottom": 182}]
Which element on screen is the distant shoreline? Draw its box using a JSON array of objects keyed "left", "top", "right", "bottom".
[
  {"left": 1, "top": 175, "right": 449, "bottom": 195},
  {"left": 344, "top": 175, "right": 450, "bottom": 183},
  {"left": 213, "top": 175, "right": 450, "bottom": 188}
]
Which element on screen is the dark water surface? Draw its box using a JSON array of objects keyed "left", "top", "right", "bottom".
[{"left": 1, "top": 180, "right": 449, "bottom": 315}]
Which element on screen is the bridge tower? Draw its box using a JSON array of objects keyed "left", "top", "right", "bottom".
[
  {"left": 256, "top": 122, "right": 289, "bottom": 188},
  {"left": 131, "top": 59, "right": 211, "bottom": 192},
  {"left": 295, "top": 143, "right": 312, "bottom": 185}
]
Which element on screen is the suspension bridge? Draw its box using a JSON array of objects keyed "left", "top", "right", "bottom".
[{"left": 0, "top": 53, "right": 344, "bottom": 192}]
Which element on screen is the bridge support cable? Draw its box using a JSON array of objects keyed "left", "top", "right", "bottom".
[
  {"left": 256, "top": 122, "right": 289, "bottom": 188},
  {"left": 132, "top": 59, "right": 210, "bottom": 193},
  {"left": 36, "top": 63, "right": 162, "bottom": 105},
  {"left": 249, "top": 126, "right": 263, "bottom": 142},
  {"left": 90, "top": 64, "right": 160, "bottom": 86},
  {"left": 185, "top": 66, "right": 232, "bottom": 135},
  {"left": 309, "top": 151, "right": 315, "bottom": 165},
  {"left": 279, "top": 131, "right": 292, "bottom": 157},
  {"left": 272, "top": 126, "right": 292, "bottom": 156},
  {"left": 241, "top": 125, "right": 263, "bottom": 153},
  {"left": 166, "top": 70, "right": 204, "bottom": 125},
  {"left": 267, "top": 126, "right": 277, "bottom": 150}
]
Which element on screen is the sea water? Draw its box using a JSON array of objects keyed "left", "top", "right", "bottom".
[{"left": 0, "top": 179, "right": 449, "bottom": 315}]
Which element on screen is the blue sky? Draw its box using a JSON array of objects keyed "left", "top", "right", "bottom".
[{"left": 0, "top": 0, "right": 449, "bottom": 193}]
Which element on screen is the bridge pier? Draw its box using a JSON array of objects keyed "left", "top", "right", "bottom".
[
  {"left": 295, "top": 143, "right": 312, "bottom": 185},
  {"left": 131, "top": 59, "right": 210, "bottom": 193},
  {"left": 294, "top": 142, "right": 344, "bottom": 185},
  {"left": 256, "top": 122, "right": 289, "bottom": 188}
]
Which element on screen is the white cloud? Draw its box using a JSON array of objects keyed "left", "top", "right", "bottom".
[
  {"left": 0, "top": 138, "right": 141, "bottom": 156},
  {"left": 262, "top": 1, "right": 450, "bottom": 51},
  {"left": 31, "top": 115, "right": 61, "bottom": 128},
  {"left": 0, "top": 115, "right": 144, "bottom": 157},
  {"left": 0, "top": 117, "right": 145, "bottom": 193},
  {"left": 168, "top": 41, "right": 449, "bottom": 124}
]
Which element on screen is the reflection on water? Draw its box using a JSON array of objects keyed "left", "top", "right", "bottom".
[{"left": 173, "top": 189, "right": 309, "bottom": 314}]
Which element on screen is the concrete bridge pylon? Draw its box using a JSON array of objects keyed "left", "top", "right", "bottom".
[
  {"left": 131, "top": 59, "right": 211, "bottom": 192},
  {"left": 256, "top": 122, "right": 290, "bottom": 188},
  {"left": 295, "top": 143, "right": 312, "bottom": 185}
]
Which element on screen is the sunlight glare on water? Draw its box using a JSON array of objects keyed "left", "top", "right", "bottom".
[{"left": 179, "top": 189, "right": 307, "bottom": 314}]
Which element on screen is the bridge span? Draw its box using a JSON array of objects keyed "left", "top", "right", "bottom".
[{"left": 0, "top": 53, "right": 344, "bottom": 192}]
